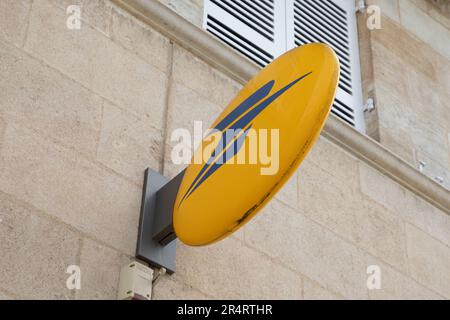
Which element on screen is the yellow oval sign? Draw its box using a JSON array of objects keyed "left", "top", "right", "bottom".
[{"left": 173, "top": 43, "right": 340, "bottom": 246}]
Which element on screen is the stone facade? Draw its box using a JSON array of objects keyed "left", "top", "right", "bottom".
[
  {"left": 0, "top": 0, "right": 449, "bottom": 300},
  {"left": 361, "top": 0, "right": 450, "bottom": 189}
]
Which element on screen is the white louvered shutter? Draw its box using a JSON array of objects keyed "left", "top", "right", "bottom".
[
  {"left": 203, "top": 0, "right": 286, "bottom": 67},
  {"left": 203, "top": 0, "right": 365, "bottom": 132},
  {"left": 286, "top": 0, "right": 365, "bottom": 131}
]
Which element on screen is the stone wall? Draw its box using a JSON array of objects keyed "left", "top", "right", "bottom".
[
  {"left": 0, "top": 0, "right": 449, "bottom": 300},
  {"left": 362, "top": 0, "right": 450, "bottom": 190}
]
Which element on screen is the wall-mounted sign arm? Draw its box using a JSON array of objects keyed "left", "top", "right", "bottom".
[{"left": 135, "top": 168, "right": 185, "bottom": 274}]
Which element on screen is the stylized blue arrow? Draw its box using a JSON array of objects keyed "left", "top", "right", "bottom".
[{"left": 179, "top": 72, "right": 312, "bottom": 206}]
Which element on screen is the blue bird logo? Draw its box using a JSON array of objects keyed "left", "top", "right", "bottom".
[{"left": 179, "top": 72, "right": 312, "bottom": 206}]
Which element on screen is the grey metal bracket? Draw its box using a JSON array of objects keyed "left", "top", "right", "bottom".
[{"left": 136, "top": 168, "right": 185, "bottom": 274}]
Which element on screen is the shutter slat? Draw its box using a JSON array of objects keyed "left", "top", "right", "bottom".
[
  {"left": 294, "top": 26, "right": 351, "bottom": 64},
  {"left": 260, "top": 0, "right": 275, "bottom": 11},
  {"left": 335, "top": 97, "right": 355, "bottom": 115},
  {"left": 237, "top": 1, "right": 274, "bottom": 29},
  {"left": 331, "top": 108, "right": 355, "bottom": 126},
  {"left": 293, "top": 29, "right": 353, "bottom": 91},
  {"left": 206, "top": 15, "right": 273, "bottom": 67},
  {"left": 324, "top": 0, "right": 348, "bottom": 18},
  {"left": 204, "top": 0, "right": 283, "bottom": 68},
  {"left": 303, "top": 0, "right": 348, "bottom": 33},
  {"left": 241, "top": 0, "right": 274, "bottom": 23},
  {"left": 308, "top": 0, "right": 348, "bottom": 26},
  {"left": 211, "top": 0, "right": 274, "bottom": 41},
  {"left": 294, "top": 6, "right": 350, "bottom": 50}
]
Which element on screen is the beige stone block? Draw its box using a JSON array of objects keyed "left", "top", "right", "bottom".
[
  {"left": 245, "top": 199, "right": 369, "bottom": 299},
  {"left": 420, "top": 205, "right": 450, "bottom": 250},
  {"left": 167, "top": 81, "right": 223, "bottom": 134},
  {"left": 158, "top": 0, "right": 204, "bottom": 28},
  {"left": 372, "top": 17, "right": 438, "bottom": 82},
  {"left": 359, "top": 164, "right": 450, "bottom": 247},
  {"left": 76, "top": 238, "right": 130, "bottom": 300},
  {"left": 0, "top": 290, "right": 13, "bottom": 300},
  {"left": 378, "top": 127, "right": 415, "bottom": 165},
  {"left": 448, "top": 132, "right": 450, "bottom": 158},
  {"left": 407, "top": 122, "right": 449, "bottom": 172},
  {"left": 375, "top": 83, "right": 412, "bottom": 137},
  {"left": 0, "top": 191, "right": 80, "bottom": 300},
  {"left": 306, "top": 136, "right": 360, "bottom": 189},
  {"left": 357, "top": 9, "right": 373, "bottom": 87},
  {"left": 97, "top": 101, "right": 163, "bottom": 184},
  {"left": 367, "top": 0, "right": 400, "bottom": 23},
  {"left": 172, "top": 45, "right": 242, "bottom": 108},
  {"left": 47, "top": 0, "right": 113, "bottom": 36},
  {"left": 174, "top": 237, "right": 303, "bottom": 299},
  {"left": 363, "top": 110, "right": 380, "bottom": 143},
  {"left": 303, "top": 278, "right": 342, "bottom": 300},
  {"left": 359, "top": 163, "right": 419, "bottom": 218},
  {"left": 414, "top": 150, "right": 450, "bottom": 191},
  {"left": 364, "top": 37, "right": 449, "bottom": 167},
  {"left": 0, "top": 124, "right": 141, "bottom": 254},
  {"left": 405, "top": 67, "right": 450, "bottom": 139},
  {"left": 162, "top": 153, "right": 186, "bottom": 180},
  {"left": 0, "top": 0, "right": 31, "bottom": 47},
  {"left": 372, "top": 40, "right": 410, "bottom": 101},
  {"left": 376, "top": 84, "right": 450, "bottom": 171},
  {"left": 371, "top": 42, "right": 450, "bottom": 162},
  {"left": 399, "top": 0, "right": 450, "bottom": 61},
  {"left": 274, "top": 171, "right": 298, "bottom": 209},
  {"left": 357, "top": 9, "right": 376, "bottom": 122},
  {"left": 163, "top": 82, "right": 223, "bottom": 178},
  {"left": 355, "top": 202, "right": 408, "bottom": 272},
  {"left": 437, "top": 49, "right": 450, "bottom": 96},
  {"left": 24, "top": 0, "right": 168, "bottom": 128},
  {"left": 299, "top": 161, "right": 408, "bottom": 271},
  {"left": 0, "top": 115, "right": 5, "bottom": 150},
  {"left": 406, "top": 224, "right": 450, "bottom": 298},
  {"left": 152, "top": 276, "right": 211, "bottom": 300},
  {"left": 366, "top": 259, "right": 443, "bottom": 300},
  {"left": 409, "top": 0, "right": 450, "bottom": 30},
  {"left": 0, "top": 40, "right": 102, "bottom": 158},
  {"left": 110, "top": 5, "right": 171, "bottom": 73}
]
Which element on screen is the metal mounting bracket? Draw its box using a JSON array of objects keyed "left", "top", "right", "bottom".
[
  {"left": 363, "top": 98, "right": 375, "bottom": 113},
  {"left": 356, "top": 0, "right": 366, "bottom": 13},
  {"left": 135, "top": 168, "right": 185, "bottom": 274}
]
